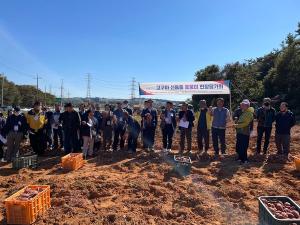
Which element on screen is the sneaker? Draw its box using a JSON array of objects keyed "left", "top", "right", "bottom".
[
  {"left": 167, "top": 149, "right": 172, "bottom": 153},
  {"left": 1, "top": 158, "right": 7, "bottom": 163}
]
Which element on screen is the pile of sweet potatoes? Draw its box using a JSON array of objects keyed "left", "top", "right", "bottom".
[
  {"left": 16, "top": 187, "right": 43, "bottom": 201},
  {"left": 261, "top": 198, "right": 300, "bottom": 220}
]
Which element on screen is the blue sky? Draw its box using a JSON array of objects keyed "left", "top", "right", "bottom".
[{"left": 0, "top": 0, "right": 299, "bottom": 100}]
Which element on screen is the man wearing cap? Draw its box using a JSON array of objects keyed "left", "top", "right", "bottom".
[
  {"left": 2, "top": 107, "right": 28, "bottom": 162},
  {"left": 197, "top": 100, "right": 213, "bottom": 153},
  {"left": 59, "top": 103, "right": 81, "bottom": 154},
  {"left": 178, "top": 102, "right": 195, "bottom": 154},
  {"left": 160, "top": 101, "right": 177, "bottom": 152},
  {"left": 211, "top": 98, "right": 230, "bottom": 156},
  {"left": 141, "top": 99, "right": 158, "bottom": 151},
  {"left": 234, "top": 100, "right": 254, "bottom": 164},
  {"left": 112, "top": 102, "right": 126, "bottom": 151},
  {"left": 255, "top": 97, "right": 276, "bottom": 154},
  {"left": 26, "top": 101, "right": 48, "bottom": 156},
  {"left": 123, "top": 100, "right": 133, "bottom": 116}
]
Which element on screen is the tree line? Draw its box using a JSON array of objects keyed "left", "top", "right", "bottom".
[
  {"left": 0, "top": 77, "right": 56, "bottom": 107},
  {"left": 192, "top": 22, "right": 300, "bottom": 118}
]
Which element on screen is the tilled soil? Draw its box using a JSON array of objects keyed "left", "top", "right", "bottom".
[{"left": 0, "top": 124, "right": 299, "bottom": 225}]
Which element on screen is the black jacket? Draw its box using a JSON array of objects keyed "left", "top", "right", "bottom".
[
  {"left": 59, "top": 110, "right": 81, "bottom": 131},
  {"left": 275, "top": 110, "right": 296, "bottom": 135},
  {"left": 161, "top": 109, "right": 177, "bottom": 130},
  {"left": 2, "top": 114, "right": 28, "bottom": 136},
  {"left": 81, "top": 114, "right": 98, "bottom": 137},
  {"left": 179, "top": 110, "right": 195, "bottom": 129}
]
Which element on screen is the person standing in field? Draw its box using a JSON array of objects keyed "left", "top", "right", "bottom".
[
  {"left": 81, "top": 109, "right": 98, "bottom": 158},
  {"left": 160, "top": 101, "right": 177, "bottom": 153},
  {"left": 52, "top": 104, "right": 63, "bottom": 150},
  {"left": 112, "top": 102, "right": 126, "bottom": 151},
  {"left": 234, "top": 99, "right": 254, "bottom": 164},
  {"left": 59, "top": 103, "right": 81, "bottom": 154},
  {"left": 0, "top": 112, "right": 6, "bottom": 162},
  {"left": 178, "top": 102, "right": 195, "bottom": 154},
  {"left": 211, "top": 98, "right": 230, "bottom": 157},
  {"left": 123, "top": 111, "right": 141, "bottom": 153},
  {"left": 2, "top": 107, "right": 27, "bottom": 162},
  {"left": 44, "top": 106, "right": 54, "bottom": 150},
  {"left": 93, "top": 104, "right": 102, "bottom": 152},
  {"left": 101, "top": 104, "right": 114, "bottom": 151},
  {"left": 255, "top": 97, "right": 276, "bottom": 155},
  {"left": 123, "top": 100, "right": 133, "bottom": 116},
  {"left": 26, "top": 101, "right": 48, "bottom": 156},
  {"left": 197, "top": 100, "right": 213, "bottom": 153},
  {"left": 274, "top": 102, "right": 296, "bottom": 158},
  {"left": 141, "top": 99, "right": 158, "bottom": 151}
]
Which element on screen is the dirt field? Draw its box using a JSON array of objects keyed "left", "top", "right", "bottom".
[{"left": 0, "top": 124, "right": 299, "bottom": 225}]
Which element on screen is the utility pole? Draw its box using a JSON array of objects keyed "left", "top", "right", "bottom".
[
  {"left": 130, "top": 77, "right": 136, "bottom": 103},
  {"left": 35, "top": 74, "right": 42, "bottom": 101},
  {"left": 49, "top": 85, "right": 52, "bottom": 95},
  {"left": 0, "top": 73, "right": 4, "bottom": 107},
  {"left": 86, "top": 73, "right": 91, "bottom": 101},
  {"left": 60, "top": 79, "right": 64, "bottom": 107},
  {"left": 67, "top": 89, "right": 70, "bottom": 101},
  {"left": 44, "top": 86, "right": 47, "bottom": 106}
]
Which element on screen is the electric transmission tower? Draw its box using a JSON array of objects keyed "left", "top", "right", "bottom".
[
  {"left": 130, "top": 77, "right": 136, "bottom": 102},
  {"left": 86, "top": 73, "right": 91, "bottom": 101}
]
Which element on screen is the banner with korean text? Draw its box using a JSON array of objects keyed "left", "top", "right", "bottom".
[{"left": 139, "top": 80, "right": 230, "bottom": 95}]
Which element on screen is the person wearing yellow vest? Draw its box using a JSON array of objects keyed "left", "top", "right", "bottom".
[
  {"left": 234, "top": 99, "right": 254, "bottom": 165},
  {"left": 197, "top": 100, "right": 213, "bottom": 153},
  {"left": 26, "top": 101, "right": 48, "bottom": 155}
]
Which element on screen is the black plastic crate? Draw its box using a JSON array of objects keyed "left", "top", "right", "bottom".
[
  {"left": 173, "top": 155, "right": 192, "bottom": 176},
  {"left": 12, "top": 154, "right": 38, "bottom": 170},
  {"left": 258, "top": 196, "right": 300, "bottom": 225}
]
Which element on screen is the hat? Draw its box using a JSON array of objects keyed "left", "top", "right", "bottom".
[
  {"left": 13, "top": 106, "right": 21, "bottom": 112},
  {"left": 64, "top": 103, "right": 73, "bottom": 108},
  {"left": 181, "top": 102, "right": 188, "bottom": 106},
  {"left": 123, "top": 100, "right": 129, "bottom": 104},
  {"left": 241, "top": 99, "right": 250, "bottom": 105},
  {"left": 33, "top": 101, "right": 41, "bottom": 106},
  {"left": 263, "top": 98, "right": 271, "bottom": 103},
  {"left": 147, "top": 99, "right": 153, "bottom": 103}
]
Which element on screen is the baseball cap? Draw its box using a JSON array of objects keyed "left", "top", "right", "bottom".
[{"left": 241, "top": 99, "right": 250, "bottom": 105}]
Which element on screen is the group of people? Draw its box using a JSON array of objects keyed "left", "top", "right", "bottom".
[{"left": 0, "top": 97, "right": 296, "bottom": 165}]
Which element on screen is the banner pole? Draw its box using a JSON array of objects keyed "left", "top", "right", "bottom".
[{"left": 229, "top": 91, "right": 232, "bottom": 116}]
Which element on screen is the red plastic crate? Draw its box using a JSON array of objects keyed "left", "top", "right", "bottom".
[{"left": 4, "top": 185, "right": 51, "bottom": 225}]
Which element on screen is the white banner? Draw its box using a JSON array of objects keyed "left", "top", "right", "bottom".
[{"left": 139, "top": 80, "right": 230, "bottom": 95}]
